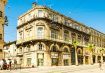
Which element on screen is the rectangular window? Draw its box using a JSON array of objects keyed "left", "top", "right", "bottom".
[
  {"left": 37, "top": 53, "right": 44, "bottom": 66},
  {"left": 26, "top": 46, "right": 30, "bottom": 52},
  {"left": 51, "top": 29, "right": 58, "bottom": 39},
  {"left": 71, "top": 32, "right": 76, "bottom": 42},
  {"left": 53, "top": 15, "right": 58, "bottom": 22},
  {"left": 52, "top": 58, "right": 58, "bottom": 66},
  {"left": 0, "top": 34, "right": 2, "bottom": 40},
  {"left": 38, "top": 10, "right": 43, "bottom": 17},
  {"left": 27, "top": 58, "right": 32, "bottom": 66},
  {"left": 0, "top": 11, "right": 3, "bottom": 17},
  {"left": 19, "top": 32, "right": 22, "bottom": 39},
  {"left": 78, "top": 34, "right": 82, "bottom": 44},
  {"left": 64, "top": 31, "right": 69, "bottom": 41},
  {"left": 25, "top": 27, "right": 32, "bottom": 39},
  {"left": 19, "top": 48, "right": 22, "bottom": 53},
  {"left": 37, "top": 27, "right": 44, "bottom": 39}
]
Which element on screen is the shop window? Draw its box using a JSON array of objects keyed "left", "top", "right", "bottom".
[
  {"left": 52, "top": 58, "right": 58, "bottom": 66},
  {"left": 27, "top": 58, "right": 31, "bottom": 66},
  {"left": 64, "top": 59, "right": 69, "bottom": 66}
]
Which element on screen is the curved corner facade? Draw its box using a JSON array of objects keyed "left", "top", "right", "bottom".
[{"left": 4, "top": 4, "right": 105, "bottom": 67}]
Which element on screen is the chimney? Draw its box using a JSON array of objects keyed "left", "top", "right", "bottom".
[{"left": 32, "top": 2, "right": 37, "bottom": 8}]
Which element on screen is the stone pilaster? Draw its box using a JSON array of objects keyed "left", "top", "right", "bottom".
[
  {"left": 95, "top": 55, "right": 98, "bottom": 63},
  {"left": 75, "top": 48, "right": 78, "bottom": 65}
]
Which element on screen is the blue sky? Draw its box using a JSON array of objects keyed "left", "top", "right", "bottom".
[{"left": 5, "top": 0, "right": 105, "bottom": 42}]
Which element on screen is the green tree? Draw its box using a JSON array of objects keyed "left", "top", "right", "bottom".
[
  {"left": 72, "top": 40, "right": 78, "bottom": 65},
  {"left": 97, "top": 48, "right": 105, "bottom": 63},
  {"left": 88, "top": 44, "right": 95, "bottom": 65},
  {"left": 72, "top": 40, "right": 78, "bottom": 49}
]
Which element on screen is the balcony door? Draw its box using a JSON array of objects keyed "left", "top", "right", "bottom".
[{"left": 37, "top": 27, "right": 44, "bottom": 39}]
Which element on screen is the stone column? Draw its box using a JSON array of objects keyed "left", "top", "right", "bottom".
[
  {"left": 90, "top": 52, "right": 93, "bottom": 65},
  {"left": 83, "top": 48, "right": 86, "bottom": 65},
  {"left": 101, "top": 54, "right": 103, "bottom": 63},
  {"left": 95, "top": 55, "right": 98, "bottom": 63},
  {"left": 58, "top": 52, "right": 63, "bottom": 66},
  {"left": 75, "top": 48, "right": 78, "bottom": 65}
]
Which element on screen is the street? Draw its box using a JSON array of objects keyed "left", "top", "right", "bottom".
[{"left": 0, "top": 64, "right": 105, "bottom": 73}]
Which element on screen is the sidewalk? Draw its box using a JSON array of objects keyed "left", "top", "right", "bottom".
[{"left": 0, "top": 63, "right": 104, "bottom": 73}]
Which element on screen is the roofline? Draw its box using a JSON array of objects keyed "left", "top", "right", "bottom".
[
  {"left": 4, "top": 40, "right": 16, "bottom": 46},
  {"left": 90, "top": 27, "right": 105, "bottom": 35},
  {"left": 17, "top": 4, "right": 105, "bottom": 35}
]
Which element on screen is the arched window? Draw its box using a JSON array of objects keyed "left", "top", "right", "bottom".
[
  {"left": 38, "top": 43, "right": 44, "bottom": 50},
  {"left": 77, "top": 49, "right": 82, "bottom": 55},
  {"left": 64, "top": 48, "right": 69, "bottom": 53},
  {"left": 19, "top": 47, "right": 22, "bottom": 53},
  {"left": 51, "top": 46, "right": 58, "bottom": 52}
]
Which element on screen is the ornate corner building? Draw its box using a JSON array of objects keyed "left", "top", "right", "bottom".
[
  {"left": 4, "top": 3, "right": 105, "bottom": 67},
  {"left": 0, "top": 0, "right": 7, "bottom": 59}
]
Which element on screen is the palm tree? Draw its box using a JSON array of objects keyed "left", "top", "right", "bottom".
[
  {"left": 72, "top": 40, "right": 78, "bottom": 49},
  {"left": 88, "top": 44, "right": 95, "bottom": 65},
  {"left": 72, "top": 40, "right": 78, "bottom": 65},
  {"left": 97, "top": 48, "right": 105, "bottom": 63}
]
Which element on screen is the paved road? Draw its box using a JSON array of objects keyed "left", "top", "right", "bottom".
[{"left": 0, "top": 64, "right": 105, "bottom": 73}]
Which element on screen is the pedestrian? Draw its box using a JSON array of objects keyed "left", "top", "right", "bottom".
[
  {"left": 3, "top": 59, "right": 7, "bottom": 70},
  {"left": 9, "top": 59, "right": 12, "bottom": 70},
  {"left": 99, "top": 60, "right": 102, "bottom": 70},
  {"left": 6, "top": 60, "right": 10, "bottom": 70},
  {"left": 0, "top": 60, "right": 3, "bottom": 70},
  {"left": 14, "top": 59, "right": 17, "bottom": 70}
]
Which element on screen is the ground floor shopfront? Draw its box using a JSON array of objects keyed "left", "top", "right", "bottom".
[{"left": 16, "top": 41, "right": 104, "bottom": 67}]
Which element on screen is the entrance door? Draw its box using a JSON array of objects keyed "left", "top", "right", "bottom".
[
  {"left": 85, "top": 56, "right": 89, "bottom": 64},
  {"left": 52, "top": 58, "right": 58, "bottom": 66},
  {"left": 78, "top": 55, "right": 83, "bottom": 65},
  {"left": 98, "top": 56, "right": 101, "bottom": 62},
  {"left": 93, "top": 55, "right": 95, "bottom": 64},
  {"left": 37, "top": 53, "right": 44, "bottom": 66},
  {"left": 64, "top": 59, "right": 69, "bottom": 66},
  {"left": 71, "top": 48, "right": 75, "bottom": 65},
  {"left": 103, "top": 56, "right": 105, "bottom": 62},
  {"left": 38, "top": 59, "right": 44, "bottom": 66}
]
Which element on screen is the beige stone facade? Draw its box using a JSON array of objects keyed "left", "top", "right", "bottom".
[
  {"left": 4, "top": 3, "right": 105, "bottom": 67},
  {"left": 0, "top": 0, "right": 7, "bottom": 59},
  {"left": 4, "top": 41, "right": 17, "bottom": 61}
]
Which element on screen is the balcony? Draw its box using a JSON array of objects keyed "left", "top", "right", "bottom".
[
  {"left": 16, "top": 35, "right": 73, "bottom": 45},
  {"left": 18, "top": 13, "right": 49, "bottom": 27},
  {"left": 16, "top": 52, "right": 23, "bottom": 57}
]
